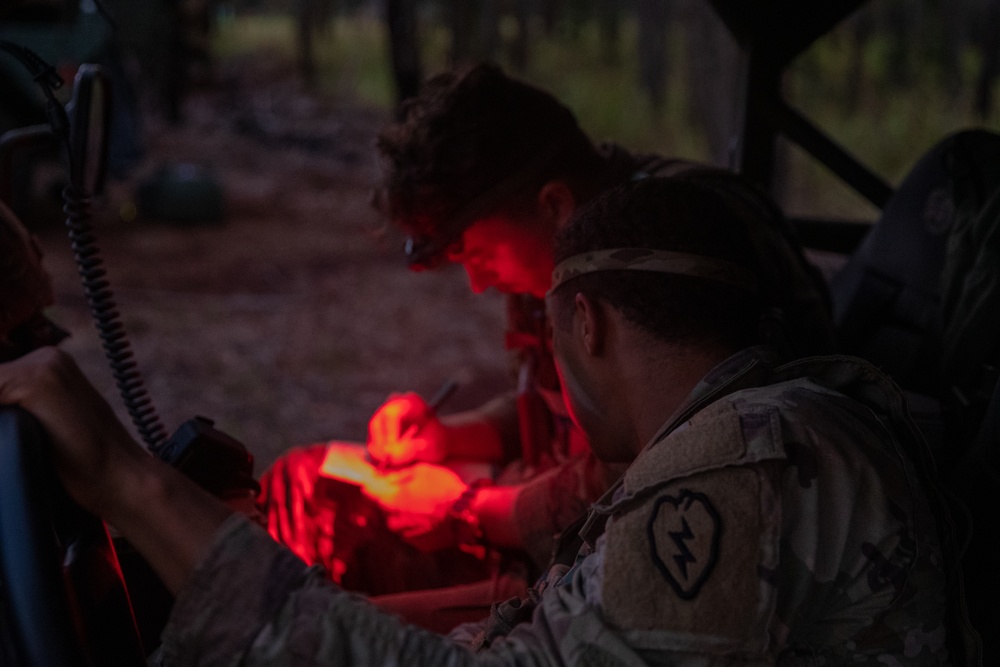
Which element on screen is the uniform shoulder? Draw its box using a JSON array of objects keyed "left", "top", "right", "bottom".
[{"left": 623, "top": 375, "right": 856, "bottom": 494}]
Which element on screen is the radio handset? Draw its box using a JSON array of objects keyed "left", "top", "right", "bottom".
[
  {"left": 65, "top": 66, "right": 260, "bottom": 496},
  {"left": 0, "top": 43, "right": 261, "bottom": 497},
  {"left": 159, "top": 417, "right": 261, "bottom": 498}
]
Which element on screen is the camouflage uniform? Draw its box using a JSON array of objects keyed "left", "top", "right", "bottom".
[
  {"left": 158, "top": 347, "right": 952, "bottom": 665},
  {"left": 481, "top": 149, "right": 698, "bottom": 567},
  {"left": 255, "top": 147, "right": 698, "bottom": 581},
  {"left": 502, "top": 154, "right": 841, "bottom": 569}
]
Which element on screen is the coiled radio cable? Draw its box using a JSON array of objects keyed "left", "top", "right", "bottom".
[
  {"left": 63, "top": 182, "right": 169, "bottom": 451},
  {"left": 0, "top": 42, "right": 170, "bottom": 453}
]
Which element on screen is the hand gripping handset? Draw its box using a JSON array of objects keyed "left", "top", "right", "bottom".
[
  {"left": 0, "top": 32, "right": 259, "bottom": 665},
  {"left": 61, "top": 64, "right": 259, "bottom": 498},
  {"left": 158, "top": 416, "right": 261, "bottom": 498}
]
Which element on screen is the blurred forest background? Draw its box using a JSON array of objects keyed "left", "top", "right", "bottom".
[
  {"left": 7, "top": 0, "right": 994, "bottom": 217},
  {"left": 4, "top": 0, "right": 1000, "bottom": 468},
  {"left": 204, "top": 0, "right": 1000, "bottom": 217}
]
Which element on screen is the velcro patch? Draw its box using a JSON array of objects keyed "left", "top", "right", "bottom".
[
  {"left": 602, "top": 467, "right": 771, "bottom": 649},
  {"left": 625, "top": 400, "right": 745, "bottom": 493}
]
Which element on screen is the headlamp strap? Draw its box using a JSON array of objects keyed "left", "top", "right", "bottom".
[{"left": 549, "top": 248, "right": 757, "bottom": 294}]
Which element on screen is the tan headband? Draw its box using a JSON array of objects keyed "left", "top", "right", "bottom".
[{"left": 549, "top": 248, "right": 757, "bottom": 294}]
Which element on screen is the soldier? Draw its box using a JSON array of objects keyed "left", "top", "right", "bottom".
[
  {"left": 258, "top": 62, "right": 838, "bottom": 630},
  {"left": 0, "top": 175, "right": 958, "bottom": 664},
  {"left": 0, "top": 200, "right": 68, "bottom": 362}
]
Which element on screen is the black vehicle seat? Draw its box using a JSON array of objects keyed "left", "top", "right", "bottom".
[
  {"left": 830, "top": 131, "right": 1000, "bottom": 393},
  {"left": 830, "top": 130, "right": 1000, "bottom": 461},
  {"left": 829, "top": 129, "right": 1000, "bottom": 666}
]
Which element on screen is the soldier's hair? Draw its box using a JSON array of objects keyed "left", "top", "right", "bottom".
[
  {"left": 550, "top": 176, "right": 763, "bottom": 351},
  {"left": 375, "top": 62, "right": 605, "bottom": 239}
]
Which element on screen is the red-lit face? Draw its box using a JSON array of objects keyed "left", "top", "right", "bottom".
[{"left": 447, "top": 215, "right": 555, "bottom": 298}]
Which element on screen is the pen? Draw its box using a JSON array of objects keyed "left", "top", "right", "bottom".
[{"left": 425, "top": 378, "right": 459, "bottom": 413}]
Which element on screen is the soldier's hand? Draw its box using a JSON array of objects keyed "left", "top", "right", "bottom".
[
  {"left": 367, "top": 392, "right": 449, "bottom": 467},
  {"left": 0, "top": 347, "right": 148, "bottom": 517},
  {"left": 1, "top": 348, "right": 235, "bottom": 596},
  {"left": 370, "top": 463, "right": 468, "bottom": 552}
]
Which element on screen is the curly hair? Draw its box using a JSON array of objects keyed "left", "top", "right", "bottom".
[
  {"left": 550, "top": 177, "right": 763, "bottom": 352},
  {"left": 375, "top": 63, "right": 604, "bottom": 244}
]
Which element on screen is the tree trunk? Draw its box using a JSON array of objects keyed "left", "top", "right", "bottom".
[
  {"left": 637, "top": 0, "right": 671, "bottom": 112},
  {"left": 478, "top": 0, "right": 501, "bottom": 62},
  {"left": 937, "top": 0, "right": 966, "bottom": 97},
  {"left": 508, "top": 0, "right": 532, "bottom": 72},
  {"left": 683, "top": 0, "right": 741, "bottom": 166},
  {"left": 597, "top": 0, "right": 621, "bottom": 66},
  {"left": 844, "top": 10, "right": 873, "bottom": 114},
  {"left": 975, "top": 0, "right": 1000, "bottom": 118},
  {"left": 387, "top": 0, "right": 422, "bottom": 114},
  {"left": 540, "top": 0, "right": 561, "bottom": 35},
  {"left": 449, "top": 0, "right": 499, "bottom": 65},
  {"left": 884, "top": 0, "right": 920, "bottom": 89},
  {"left": 449, "top": 0, "right": 475, "bottom": 64},
  {"left": 296, "top": 0, "right": 318, "bottom": 87}
]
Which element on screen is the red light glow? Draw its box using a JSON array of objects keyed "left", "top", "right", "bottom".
[{"left": 320, "top": 444, "right": 467, "bottom": 515}]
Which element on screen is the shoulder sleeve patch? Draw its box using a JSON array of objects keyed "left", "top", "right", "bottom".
[
  {"left": 647, "top": 490, "right": 721, "bottom": 600},
  {"left": 601, "top": 466, "right": 776, "bottom": 652}
]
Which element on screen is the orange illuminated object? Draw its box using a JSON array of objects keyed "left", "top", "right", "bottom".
[
  {"left": 263, "top": 440, "right": 484, "bottom": 575},
  {"left": 320, "top": 444, "right": 467, "bottom": 515}
]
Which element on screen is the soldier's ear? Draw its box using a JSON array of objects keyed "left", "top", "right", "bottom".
[
  {"left": 574, "top": 292, "right": 605, "bottom": 356},
  {"left": 538, "top": 181, "right": 576, "bottom": 229}
]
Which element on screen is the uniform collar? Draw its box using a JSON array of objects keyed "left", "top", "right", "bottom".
[{"left": 643, "top": 346, "right": 780, "bottom": 449}]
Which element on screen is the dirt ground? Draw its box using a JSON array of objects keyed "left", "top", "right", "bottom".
[{"left": 32, "top": 57, "right": 512, "bottom": 473}]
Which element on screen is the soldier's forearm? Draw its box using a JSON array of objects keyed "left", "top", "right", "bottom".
[
  {"left": 162, "top": 519, "right": 493, "bottom": 666},
  {"left": 440, "top": 409, "right": 507, "bottom": 463},
  {"left": 0, "top": 348, "right": 234, "bottom": 596},
  {"left": 109, "top": 454, "right": 234, "bottom": 595},
  {"left": 470, "top": 484, "right": 522, "bottom": 549},
  {"left": 441, "top": 391, "right": 522, "bottom": 463}
]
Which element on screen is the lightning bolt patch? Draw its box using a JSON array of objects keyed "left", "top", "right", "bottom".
[
  {"left": 648, "top": 490, "right": 721, "bottom": 600},
  {"left": 668, "top": 518, "right": 696, "bottom": 580}
]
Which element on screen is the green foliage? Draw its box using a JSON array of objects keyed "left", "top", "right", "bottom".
[
  {"left": 785, "top": 19, "right": 1000, "bottom": 218},
  {"left": 214, "top": 12, "right": 297, "bottom": 57},
  {"left": 212, "top": 8, "right": 1000, "bottom": 219},
  {"left": 519, "top": 19, "right": 706, "bottom": 161},
  {"left": 213, "top": 12, "right": 709, "bottom": 157}
]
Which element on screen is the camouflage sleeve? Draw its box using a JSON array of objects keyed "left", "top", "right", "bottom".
[
  {"left": 158, "top": 515, "right": 572, "bottom": 666},
  {"left": 766, "top": 395, "right": 951, "bottom": 661},
  {"left": 511, "top": 453, "right": 623, "bottom": 568},
  {"left": 595, "top": 464, "right": 781, "bottom": 662},
  {"left": 156, "top": 386, "right": 950, "bottom": 665},
  {"left": 160, "top": 515, "right": 465, "bottom": 666},
  {"left": 489, "top": 465, "right": 780, "bottom": 667},
  {"left": 156, "top": 504, "right": 774, "bottom": 665},
  {"left": 463, "top": 391, "right": 523, "bottom": 464},
  {"left": 592, "top": 385, "right": 949, "bottom": 664}
]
